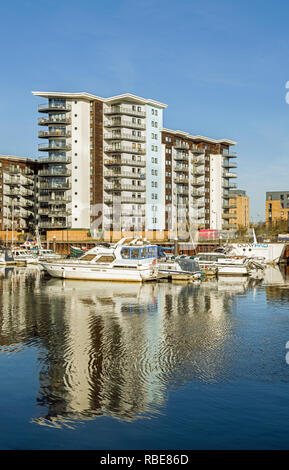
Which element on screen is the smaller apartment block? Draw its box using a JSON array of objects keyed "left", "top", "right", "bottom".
[
  {"left": 162, "top": 129, "right": 238, "bottom": 236},
  {"left": 229, "top": 189, "right": 249, "bottom": 228},
  {"left": 266, "top": 191, "right": 289, "bottom": 225},
  {"left": 0, "top": 155, "right": 37, "bottom": 232}
]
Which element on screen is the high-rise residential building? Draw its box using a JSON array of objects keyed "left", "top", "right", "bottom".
[
  {"left": 33, "top": 92, "right": 166, "bottom": 233},
  {"left": 229, "top": 189, "right": 249, "bottom": 229},
  {"left": 32, "top": 91, "right": 238, "bottom": 237},
  {"left": 0, "top": 155, "right": 37, "bottom": 232},
  {"left": 266, "top": 191, "right": 289, "bottom": 225}
]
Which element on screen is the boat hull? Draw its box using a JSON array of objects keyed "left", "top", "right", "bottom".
[{"left": 40, "top": 262, "right": 157, "bottom": 282}]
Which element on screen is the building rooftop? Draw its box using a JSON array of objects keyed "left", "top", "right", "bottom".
[
  {"left": 162, "top": 128, "right": 236, "bottom": 146},
  {"left": 32, "top": 91, "right": 167, "bottom": 109},
  {"left": 0, "top": 154, "right": 36, "bottom": 163}
]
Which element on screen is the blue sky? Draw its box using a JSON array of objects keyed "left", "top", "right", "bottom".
[{"left": 0, "top": 0, "right": 288, "bottom": 220}]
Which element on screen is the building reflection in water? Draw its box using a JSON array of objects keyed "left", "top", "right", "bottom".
[
  {"left": 264, "top": 265, "right": 289, "bottom": 303},
  {"left": 0, "top": 266, "right": 274, "bottom": 428}
]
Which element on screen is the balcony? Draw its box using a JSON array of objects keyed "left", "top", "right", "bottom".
[
  {"left": 174, "top": 153, "right": 189, "bottom": 162},
  {"left": 223, "top": 161, "right": 237, "bottom": 169},
  {"left": 223, "top": 182, "right": 237, "bottom": 189},
  {"left": 38, "top": 143, "right": 71, "bottom": 152},
  {"left": 223, "top": 172, "right": 237, "bottom": 178},
  {"left": 104, "top": 170, "right": 146, "bottom": 179},
  {"left": 175, "top": 188, "right": 188, "bottom": 196},
  {"left": 104, "top": 183, "right": 146, "bottom": 192},
  {"left": 38, "top": 117, "right": 71, "bottom": 126},
  {"left": 195, "top": 201, "right": 205, "bottom": 208},
  {"left": 38, "top": 103, "right": 71, "bottom": 113},
  {"left": 104, "top": 132, "right": 146, "bottom": 142},
  {"left": 38, "top": 130, "right": 72, "bottom": 139},
  {"left": 174, "top": 176, "right": 189, "bottom": 184},
  {"left": 104, "top": 196, "right": 146, "bottom": 204},
  {"left": 174, "top": 164, "right": 188, "bottom": 173},
  {"left": 222, "top": 212, "right": 237, "bottom": 219},
  {"left": 121, "top": 211, "right": 146, "bottom": 217},
  {"left": 191, "top": 145, "right": 204, "bottom": 154},
  {"left": 175, "top": 142, "right": 190, "bottom": 150},
  {"left": 104, "top": 106, "right": 146, "bottom": 118},
  {"left": 192, "top": 156, "right": 205, "bottom": 165},
  {"left": 39, "top": 208, "right": 71, "bottom": 217},
  {"left": 38, "top": 169, "right": 72, "bottom": 177},
  {"left": 104, "top": 157, "right": 145, "bottom": 167},
  {"left": 39, "top": 182, "right": 71, "bottom": 190},
  {"left": 38, "top": 156, "right": 72, "bottom": 164},
  {"left": 191, "top": 189, "right": 205, "bottom": 197},
  {"left": 222, "top": 150, "right": 237, "bottom": 158},
  {"left": 191, "top": 178, "right": 205, "bottom": 186},
  {"left": 104, "top": 145, "right": 146, "bottom": 155},
  {"left": 38, "top": 195, "right": 72, "bottom": 203},
  {"left": 104, "top": 119, "right": 146, "bottom": 130},
  {"left": 192, "top": 168, "right": 205, "bottom": 176}
]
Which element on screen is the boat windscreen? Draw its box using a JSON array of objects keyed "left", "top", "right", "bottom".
[{"left": 121, "top": 246, "right": 158, "bottom": 259}]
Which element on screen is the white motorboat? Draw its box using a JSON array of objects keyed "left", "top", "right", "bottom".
[
  {"left": 12, "top": 248, "right": 38, "bottom": 265},
  {"left": 158, "top": 256, "right": 202, "bottom": 280},
  {"left": 29, "top": 248, "right": 62, "bottom": 261},
  {"left": 40, "top": 239, "right": 159, "bottom": 282},
  {"left": 216, "top": 257, "right": 249, "bottom": 276},
  {"left": 197, "top": 252, "right": 265, "bottom": 277}
]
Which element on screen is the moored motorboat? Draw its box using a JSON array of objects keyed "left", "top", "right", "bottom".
[
  {"left": 40, "top": 239, "right": 159, "bottom": 282},
  {"left": 12, "top": 248, "right": 38, "bottom": 265}
]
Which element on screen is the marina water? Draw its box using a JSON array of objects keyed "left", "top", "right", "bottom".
[{"left": 0, "top": 266, "right": 289, "bottom": 449}]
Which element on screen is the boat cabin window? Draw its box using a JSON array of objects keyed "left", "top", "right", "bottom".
[
  {"left": 95, "top": 255, "right": 114, "bottom": 263},
  {"left": 120, "top": 246, "right": 158, "bottom": 260},
  {"left": 80, "top": 254, "right": 97, "bottom": 261}
]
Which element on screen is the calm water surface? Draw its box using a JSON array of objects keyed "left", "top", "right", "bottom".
[{"left": 0, "top": 265, "right": 289, "bottom": 449}]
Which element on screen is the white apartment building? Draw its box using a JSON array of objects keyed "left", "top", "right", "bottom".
[{"left": 33, "top": 92, "right": 167, "bottom": 233}]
